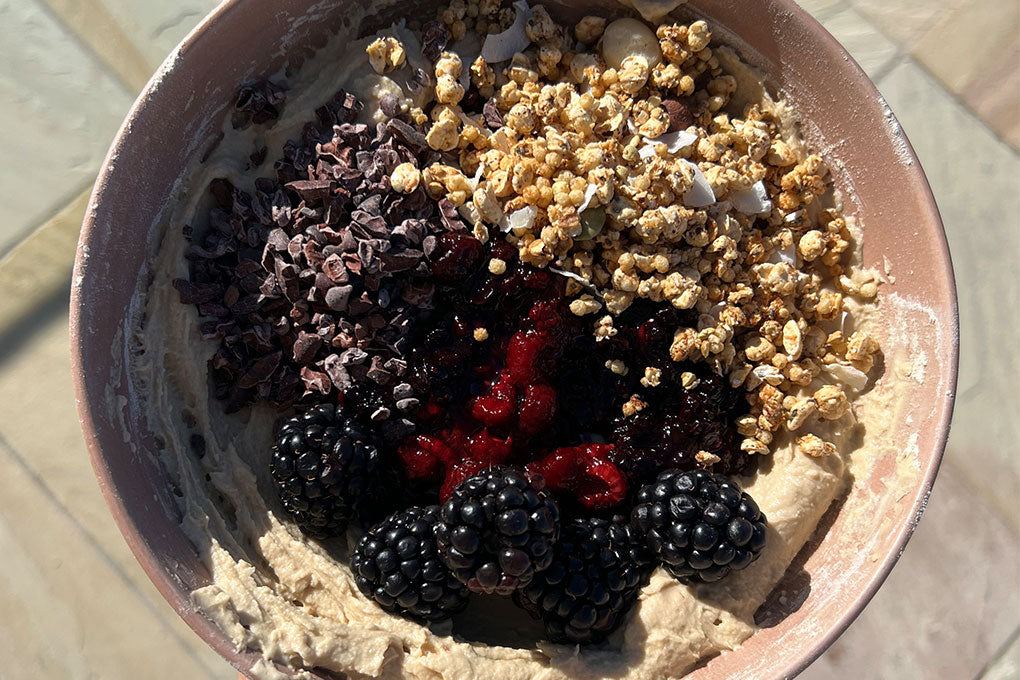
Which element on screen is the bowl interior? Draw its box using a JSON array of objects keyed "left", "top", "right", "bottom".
[{"left": 70, "top": 0, "right": 958, "bottom": 677}]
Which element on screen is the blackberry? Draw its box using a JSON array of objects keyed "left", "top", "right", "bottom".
[
  {"left": 351, "top": 505, "right": 470, "bottom": 622},
  {"left": 269, "top": 403, "right": 381, "bottom": 538},
  {"left": 631, "top": 469, "right": 767, "bottom": 583},
  {"left": 515, "top": 517, "right": 654, "bottom": 644},
  {"left": 435, "top": 467, "right": 560, "bottom": 595},
  {"left": 610, "top": 371, "right": 752, "bottom": 482},
  {"left": 609, "top": 514, "right": 656, "bottom": 570}
]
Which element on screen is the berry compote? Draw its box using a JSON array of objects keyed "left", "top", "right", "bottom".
[{"left": 397, "top": 232, "right": 755, "bottom": 515}]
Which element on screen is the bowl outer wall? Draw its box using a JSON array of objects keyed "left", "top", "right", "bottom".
[{"left": 69, "top": 0, "right": 959, "bottom": 677}]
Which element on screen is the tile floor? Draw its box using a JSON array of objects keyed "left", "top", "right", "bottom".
[{"left": 0, "top": 1, "right": 1017, "bottom": 678}]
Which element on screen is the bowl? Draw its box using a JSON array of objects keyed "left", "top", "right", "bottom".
[{"left": 70, "top": 0, "right": 958, "bottom": 677}]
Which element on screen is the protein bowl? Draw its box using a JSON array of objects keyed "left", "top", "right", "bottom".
[{"left": 70, "top": 1, "right": 958, "bottom": 678}]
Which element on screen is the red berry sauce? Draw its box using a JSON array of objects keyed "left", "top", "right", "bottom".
[{"left": 397, "top": 233, "right": 754, "bottom": 513}]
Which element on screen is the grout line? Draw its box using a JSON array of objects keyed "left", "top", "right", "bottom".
[
  {"left": 867, "top": 49, "right": 908, "bottom": 86},
  {"left": 37, "top": 0, "right": 156, "bottom": 93},
  {"left": 0, "top": 432, "right": 223, "bottom": 679},
  {"left": 27, "top": 0, "right": 139, "bottom": 97},
  {"left": 876, "top": 55, "right": 1020, "bottom": 160},
  {"left": 809, "top": 1, "right": 852, "bottom": 23},
  {"left": 0, "top": 179, "right": 95, "bottom": 265},
  {"left": 0, "top": 277, "right": 71, "bottom": 368},
  {"left": 974, "top": 625, "right": 1020, "bottom": 680},
  {"left": 848, "top": 4, "right": 1020, "bottom": 157},
  {"left": 806, "top": 5, "right": 913, "bottom": 104},
  {"left": 846, "top": 0, "right": 971, "bottom": 51}
]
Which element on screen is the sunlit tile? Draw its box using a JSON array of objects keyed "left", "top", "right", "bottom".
[
  {"left": 800, "top": 466, "right": 1020, "bottom": 678},
  {"left": 819, "top": 6, "right": 900, "bottom": 77},
  {"left": 0, "top": 189, "right": 87, "bottom": 332},
  {"left": 37, "top": 0, "right": 154, "bottom": 92},
  {"left": 0, "top": 392, "right": 226, "bottom": 678},
  {"left": 961, "top": 43, "right": 1020, "bottom": 151},
  {"left": 88, "top": 0, "right": 220, "bottom": 71},
  {"left": 793, "top": 0, "right": 848, "bottom": 20},
  {"left": 0, "top": 0, "right": 132, "bottom": 255},
  {"left": 876, "top": 58, "right": 1019, "bottom": 529},
  {"left": 849, "top": 0, "right": 964, "bottom": 46}
]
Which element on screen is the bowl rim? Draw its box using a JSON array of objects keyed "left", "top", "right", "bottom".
[{"left": 69, "top": 0, "right": 960, "bottom": 677}]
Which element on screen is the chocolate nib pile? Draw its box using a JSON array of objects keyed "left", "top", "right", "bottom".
[{"left": 174, "top": 88, "right": 461, "bottom": 442}]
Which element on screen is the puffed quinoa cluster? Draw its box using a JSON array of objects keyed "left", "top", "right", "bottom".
[
  {"left": 407, "top": 2, "right": 882, "bottom": 457},
  {"left": 366, "top": 36, "right": 407, "bottom": 74}
]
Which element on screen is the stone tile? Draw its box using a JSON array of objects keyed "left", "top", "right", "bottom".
[
  {"left": 0, "top": 313, "right": 120, "bottom": 554},
  {"left": 793, "top": 0, "right": 848, "bottom": 21},
  {"left": 0, "top": 188, "right": 86, "bottom": 334},
  {"left": 911, "top": 0, "right": 1020, "bottom": 152},
  {"left": 962, "top": 41, "right": 1020, "bottom": 151},
  {"left": 848, "top": 0, "right": 965, "bottom": 46},
  {"left": 0, "top": 439, "right": 225, "bottom": 680},
  {"left": 875, "top": 58, "right": 1020, "bottom": 530},
  {"left": 0, "top": 0, "right": 133, "bottom": 256},
  {"left": 800, "top": 463, "right": 1020, "bottom": 679},
  {"left": 0, "top": 328, "right": 229, "bottom": 678},
  {"left": 37, "top": 0, "right": 154, "bottom": 92},
  {"left": 88, "top": 0, "right": 220, "bottom": 74},
  {"left": 911, "top": 0, "right": 1019, "bottom": 93},
  {"left": 0, "top": 311, "right": 231, "bottom": 678},
  {"left": 980, "top": 631, "right": 1020, "bottom": 680},
  {"left": 817, "top": 6, "right": 900, "bottom": 77}
]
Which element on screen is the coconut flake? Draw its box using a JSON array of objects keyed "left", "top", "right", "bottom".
[
  {"left": 467, "top": 163, "right": 485, "bottom": 191},
  {"left": 840, "top": 309, "right": 853, "bottom": 335},
  {"left": 682, "top": 160, "right": 715, "bottom": 207},
  {"left": 638, "top": 130, "right": 697, "bottom": 160},
  {"left": 549, "top": 266, "right": 597, "bottom": 290},
  {"left": 768, "top": 244, "right": 796, "bottom": 266},
  {"left": 458, "top": 201, "right": 481, "bottom": 225},
  {"left": 578, "top": 183, "right": 599, "bottom": 211},
  {"left": 732, "top": 182, "right": 772, "bottom": 215},
  {"left": 663, "top": 130, "right": 698, "bottom": 150},
  {"left": 752, "top": 364, "right": 784, "bottom": 385},
  {"left": 480, "top": 0, "right": 532, "bottom": 63},
  {"left": 824, "top": 363, "right": 870, "bottom": 392},
  {"left": 730, "top": 181, "right": 772, "bottom": 215},
  {"left": 500, "top": 205, "right": 537, "bottom": 232},
  {"left": 784, "top": 210, "right": 803, "bottom": 224}
]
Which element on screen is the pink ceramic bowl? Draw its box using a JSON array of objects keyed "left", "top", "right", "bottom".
[{"left": 70, "top": 0, "right": 958, "bottom": 677}]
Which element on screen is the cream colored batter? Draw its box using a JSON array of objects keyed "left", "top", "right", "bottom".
[{"left": 124, "top": 12, "right": 919, "bottom": 680}]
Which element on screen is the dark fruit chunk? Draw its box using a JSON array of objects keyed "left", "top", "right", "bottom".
[
  {"left": 610, "top": 371, "right": 751, "bottom": 483},
  {"left": 429, "top": 233, "right": 485, "bottom": 284},
  {"left": 631, "top": 469, "right": 767, "bottom": 583},
  {"left": 269, "top": 403, "right": 382, "bottom": 538},
  {"left": 514, "top": 517, "right": 654, "bottom": 644},
  {"left": 351, "top": 505, "right": 470, "bottom": 622},
  {"left": 434, "top": 467, "right": 561, "bottom": 595}
]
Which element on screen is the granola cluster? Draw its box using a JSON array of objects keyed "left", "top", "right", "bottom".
[{"left": 368, "top": 3, "right": 881, "bottom": 459}]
